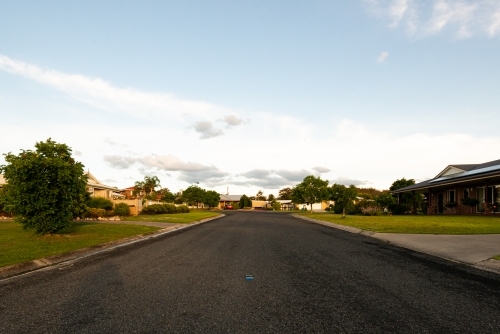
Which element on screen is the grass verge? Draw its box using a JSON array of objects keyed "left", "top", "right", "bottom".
[
  {"left": 0, "top": 221, "right": 160, "bottom": 268},
  {"left": 297, "top": 213, "right": 500, "bottom": 234},
  {"left": 123, "top": 211, "right": 220, "bottom": 224}
]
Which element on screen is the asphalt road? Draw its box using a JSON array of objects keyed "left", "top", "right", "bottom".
[{"left": 1, "top": 211, "right": 500, "bottom": 333}]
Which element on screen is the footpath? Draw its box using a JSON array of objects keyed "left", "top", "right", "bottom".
[
  {"left": 0, "top": 214, "right": 224, "bottom": 281},
  {"left": 293, "top": 214, "right": 500, "bottom": 275}
]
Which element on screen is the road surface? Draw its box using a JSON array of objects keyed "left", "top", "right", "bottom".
[{"left": 1, "top": 211, "right": 500, "bottom": 333}]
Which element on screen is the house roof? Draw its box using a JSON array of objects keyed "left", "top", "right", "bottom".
[
  {"left": 85, "top": 171, "right": 121, "bottom": 192},
  {"left": 220, "top": 194, "right": 242, "bottom": 201},
  {"left": 392, "top": 158, "right": 500, "bottom": 194}
]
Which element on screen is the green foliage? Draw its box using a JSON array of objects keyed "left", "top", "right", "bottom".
[
  {"left": 239, "top": 194, "right": 252, "bottom": 208},
  {"left": 254, "top": 190, "right": 266, "bottom": 201},
  {"left": 374, "top": 192, "right": 396, "bottom": 211},
  {"left": 445, "top": 201, "right": 458, "bottom": 209},
  {"left": 114, "top": 203, "right": 130, "bottom": 216},
  {"left": 388, "top": 203, "right": 407, "bottom": 215},
  {"left": 267, "top": 194, "right": 275, "bottom": 202},
  {"left": 271, "top": 201, "right": 281, "bottom": 210},
  {"left": 0, "top": 139, "right": 88, "bottom": 234},
  {"left": 182, "top": 185, "right": 206, "bottom": 208},
  {"left": 158, "top": 188, "right": 176, "bottom": 203},
  {"left": 88, "top": 208, "right": 106, "bottom": 219},
  {"left": 140, "top": 204, "right": 190, "bottom": 215},
  {"left": 88, "top": 197, "right": 113, "bottom": 210},
  {"left": 292, "top": 175, "right": 329, "bottom": 212},
  {"left": 330, "top": 184, "right": 358, "bottom": 218},
  {"left": 134, "top": 175, "right": 161, "bottom": 199},
  {"left": 461, "top": 197, "right": 480, "bottom": 208},
  {"left": 278, "top": 187, "right": 293, "bottom": 200},
  {"left": 389, "top": 178, "right": 421, "bottom": 213},
  {"left": 0, "top": 187, "right": 13, "bottom": 216},
  {"left": 203, "top": 190, "right": 220, "bottom": 208}
]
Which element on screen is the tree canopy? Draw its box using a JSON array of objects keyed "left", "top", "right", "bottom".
[
  {"left": 203, "top": 190, "right": 220, "bottom": 208},
  {"left": 0, "top": 139, "right": 88, "bottom": 234},
  {"left": 292, "top": 175, "right": 329, "bottom": 213},
  {"left": 278, "top": 187, "right": 293, "bottom": 200},
  {"left": 134, "top": 176, "right": 161, "bottom": 200},
  {"left": 330, "top": 184, "right": 358, "bottom": 218},
  {"left": 182, "top": 185, "right": 206, "bottom": 208},
  {"left": 239, "top": 194, "right": 252, "bottom": 208}
]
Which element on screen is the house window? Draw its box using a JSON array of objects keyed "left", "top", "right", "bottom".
[{"left": 447, "top": 190, "right": 455, "bottom": 203}]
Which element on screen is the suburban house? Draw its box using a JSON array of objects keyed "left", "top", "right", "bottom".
[
  {"left": 392, "top": 159, "right": 500, "bottom": 215},
  {"left": 295, "top": 201, "right": 334, "bottom": 212},
  {"left": 0, "top": 175, "right": 5, "bottom": 188},
  {"left": 85, "top": 172, "right": 124, "bottom": 200},
  {"left": 219, "top": 194, "right": 242, "bottom": 209}
]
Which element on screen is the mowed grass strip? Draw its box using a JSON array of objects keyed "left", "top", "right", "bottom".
[
  {"left": 123, "top": 211, "right": 221, "bottom": 224},
  {"left": 298, "top": 213, "right": 500, "bottom": 234},
  {"left": 0, "top": 221, "right": 160, "bottom": 268}
]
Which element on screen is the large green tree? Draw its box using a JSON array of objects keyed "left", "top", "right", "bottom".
[
  {"left": 203, "top": 190, "right": 220, "bottom": 209},
  {"left": 0, "top": 139, "right": 88, "bottom": 234},
  {"left": 330, "top": 184, "right": 358, "bottom": 218},
  {"left": 239, "top": 194, "right": 252, "bottom": 208},
  {"left": 390, "top": 178, "right": 420, "bottom": 214},
  {"left": 292, "top": 175, "right": 329, "bottom": 213},
  {"left": 134, "top": 175, "right": 161, "bottom": 200},
  {"left": 182, "top": 185, "right": 206, "bottom": 209},
  {"left": 278, "top": 187, "right": 293, "bottom": 200}
]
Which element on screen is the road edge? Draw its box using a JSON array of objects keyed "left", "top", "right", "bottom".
[
  {"left": 291, "top": 214, "right": 500, "bottom": 276},
  {"left": 0, "top": 214, "right": 225, "bottom": 281}
]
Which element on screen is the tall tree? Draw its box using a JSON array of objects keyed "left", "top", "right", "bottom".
[
  {"left": 278, "top": 187, "right": 293, "bottom": 200},
  {"left": 158, "top": 188, "right": 175, "bottom": 203},
  {"left": 330, "top": 184, "right": 358, "bottom": 218},
  {"left": 255, "top": 190, "right": 266, "bottom": 201},
  {"left": 390, "top": 178, "right": 419, "bottom": 213},
  {"left": 203, "top": 190, "right": 220, "bottom": 209},
  {"left": 267, "top": 194, "right": 275, "bottom": 202},
  {"left": 0, "top": 139, "right": 88, "bottom": 234},
  {"left": 182, "top": 185, "right": 206, "bottom": 209},
  {"left": 291, "top": 175, "right": 329, "bottom": 213},
  {"left": 239, "top": 194, "right": 252, "bottom": 208},
  {"left": 134, "top": 176, "right": 161, "bottom": 200}
]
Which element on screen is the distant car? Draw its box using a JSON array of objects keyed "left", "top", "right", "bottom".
[{"left": 224, "top": 205, "right": 233, "bottom": 210}]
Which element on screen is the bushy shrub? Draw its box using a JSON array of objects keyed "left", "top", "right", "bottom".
[
  {"left": 333, "top": 202, "right": 356, "bottom": 215},
  {"left": 388, "top": 203, "right": 408, "bottom": 215},
  {"left": 88, "top": 197, "right": 113, "bottom": 210},
  {"left": 114, "top": 203, "right": 130, "bottom": 216},
  {"left": 140, "top": 204, "right": 190, "bottom": 215},
  {"left": 88, "top": 208, "right": 106, "bottom": 219}
]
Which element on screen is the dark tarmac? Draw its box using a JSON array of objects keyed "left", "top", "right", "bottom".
[{"left": 1, "top": 211, "right": 500, "bottom": 333}]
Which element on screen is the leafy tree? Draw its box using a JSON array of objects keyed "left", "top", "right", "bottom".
[
  {"left": 173, "top": 191, "right": 184, "bottom": 204},
  {"left": 267, "top": 194, "right": 275, "bottom": 202},
  {"left": 389, "top": 178, "right": 422, "bottom": 214},
  {"left": 330, "top": 184, "right": 358, "bottom": 218},
  {"left": 0, "top": 139, "right": 88, "bottom": 234},
  {"left": 158, "top": 188, "right": 176, "bottom": 203},
  {"left": 374, "top": 191, "right": 396, "bottom": 212},
  {"left": 278, "top": 187, "right": 293, "bottom": 200},
  {"left": 292, "top": 175, "right": 329, "bottom": 213},
  {"left": 255, "top": 190, "right": 266, "bottom": 201},
  {"left": 239, "top": 194, "right": 252, "bottom": 208},
  {"left": 0, "top": 186, "right": 12, "bottom": 216},
  {"left": 182, "top": 185, "right": 206, "bottom": 208},
  {"left": 204, "top": 190, "right": 220, "bottom": 209}
]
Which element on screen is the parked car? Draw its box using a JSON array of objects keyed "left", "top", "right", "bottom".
[{"left": 224, "top": 205, "right": 233, "bottom": 210}]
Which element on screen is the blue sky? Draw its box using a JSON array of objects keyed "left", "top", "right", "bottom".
[{"left": 1, "top": 0, "right": 500, "bottom": 196}]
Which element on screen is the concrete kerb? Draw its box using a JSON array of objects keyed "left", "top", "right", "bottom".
[
  {"left": 291, "top": 214, "right": 500, "bottom": 276},
  {"left": 0, "top": 214, "right": 225, "bottom": 281}
]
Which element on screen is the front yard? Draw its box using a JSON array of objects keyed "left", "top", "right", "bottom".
[
  {"left": 0, "top": 221, "right": 161, "bottom": 268},
  {"left": 297, "top": 213, "right": 500, "bottom": 235},
  {"left": 123, "top": 211, "right": 221, "bottom": 224}
]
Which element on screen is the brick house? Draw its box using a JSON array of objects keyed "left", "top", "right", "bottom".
[{"left": 392, "top": 159, "right": 500, "bottom": 215}]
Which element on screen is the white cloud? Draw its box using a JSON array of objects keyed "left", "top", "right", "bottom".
[
  {"left": 193, "top": 121, "right": 224, "bottom": 139},
  {"left": 377, "top": 51, "right": 389, "bottom": 62},
  {"left": 222, "top": 115, "right": 245, "bottom": 127},
  {"left": 330, "top": 176, "right": 370, "bottom": 187},
  {"left": 365, "top": 0, "right": 500, "bottom": 38},
  {"left": 0, "top": 54, "right": 233, "bottom": 120}
]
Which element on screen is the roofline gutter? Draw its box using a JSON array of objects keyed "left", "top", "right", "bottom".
[{"left": 391, "top": 173, "right": 500, "bottom": 194}]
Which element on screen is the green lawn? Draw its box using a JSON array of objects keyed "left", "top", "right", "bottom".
[
  {"left": 0, "top": 221, "right": 160, "bottom": 268},
  {"left": 123, "top": 211, "right": 221, "bottom": 224},
  {"left": 297, "top": 213, "right": 500, "bottom": 234}
]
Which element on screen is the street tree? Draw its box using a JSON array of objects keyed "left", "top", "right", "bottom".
[
  {"left": 203, "top": 190, "right": 220, "bottom": 209},
  {"left": 330, "top": 184, "right": 358, "bottom": 218},
  {"left": 0, "top": 139, "right": 88, "bottom": 234},
  {"left": 158, "top": 188, "right": 176, "bottom": 203},
  {"left": 292, "top": 175, "right": 329, "bottom": 213},
  {"left": 267, "top": 194, "right": 275, "bottom": 202},
  {"left": 182, "top": 185, "right": 206, "bottom": 209},
  {"left": 255, "top": 190, "right": 266, "bottom": 201}
]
